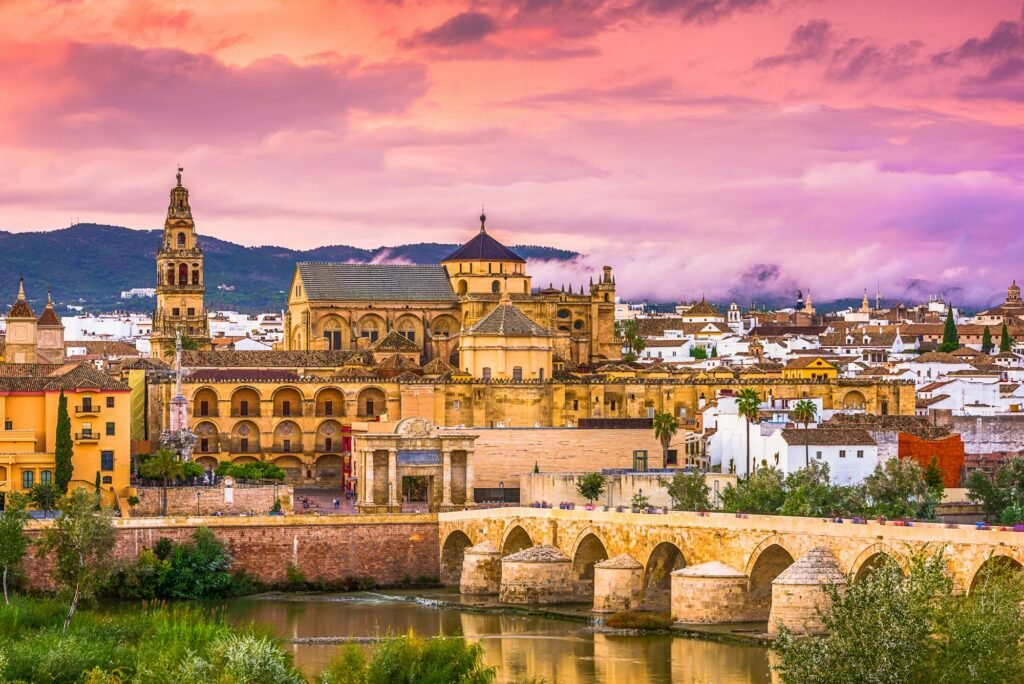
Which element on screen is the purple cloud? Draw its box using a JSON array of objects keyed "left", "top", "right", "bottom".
[{"left": 404, "top": 11, "right": 498, "bottom": 47}]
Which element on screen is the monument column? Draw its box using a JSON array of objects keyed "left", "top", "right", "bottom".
[{"left": 442, "top": 448, "right": 453, "bottom": 507}]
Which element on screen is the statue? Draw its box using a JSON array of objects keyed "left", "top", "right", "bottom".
[{"left": 159, "top": 328, "right": 198, "bottom": 460}]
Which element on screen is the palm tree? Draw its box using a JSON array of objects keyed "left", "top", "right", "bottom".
[
  {"left": 735, "top": 389, "right": 762, "bottom": 479},
  {"left": 138, "top": 448, "right": 185, "bottom": 516},
  {"left": 791, "top": 399, "right": 818, "bottom": 467},
  {"left": 653, "top": 411, "right": 679, "bottom": 469}
]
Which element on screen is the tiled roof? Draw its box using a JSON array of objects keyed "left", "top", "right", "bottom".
[
  {"left": 183, "top": 350, "right": 355, "bottom": 368},
  {"left": 682, "top": 299, "right": 721, "bottom": 316},
  {"left": 823, "top": 413, "right": 951, "bottom": 438},
  {"left": 37, "top": 306, "right": 61, "bottom": 327},
  {"left": 466, "top": 303, "right": 551, "bottom": 337},
  {"left": 673, "top": 561, "right": 745, "bottom": 578},
  {"left": 187, "top": 369, "right": 300, "bottom": 382},
  {"left": 7, "top": 298, "right": 33, "bottom": 318},
  {"left": 912, "top": 352, "right": 967, "bottom": 364},
  {"left": 66, "top": 341, "right": 139, "bottom": 357},
  {"left": 376, "top": 353, "right": 420, "bottom": 370},
  {"left": 0, "top": 362, "right": 128, "bottom": 392},
  {"left": 297, "top": 263, "right": 457, "bottom": 302},
  {"left": 774, "top": 547, "right": 845, "bottom": 586},
  {"left": 422, "top": 357, "right": 456, "bottom": 375},
  {"left": 595, "top": 554, "right": 642, "bottom": 569},
  {"left": 780, "top": 428, "right": 876, "bottom": 446},
  {"left": 503, "top": 545, "right": 569, "bottom": 563},
  {"left": 917, "top": 394, "right": 950, "bottom": 408},
  {"left": 372, "top": 330, "right": 420, "bottom": 352},
  {"left": 442, "top": 227, "right": 525, "bottom": 263},
  {"left": 785, "top": 357, "right": 835, "bottom": 369}
]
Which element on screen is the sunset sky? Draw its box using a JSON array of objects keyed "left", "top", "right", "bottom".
[{"left": 3, "top": 0, "right": 1024, "bottom": 306}]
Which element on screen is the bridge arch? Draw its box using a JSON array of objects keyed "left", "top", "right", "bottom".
[
  {"left": 571, "top": 530, "right": 610, "bottom": 582},
  {"left": 643, "top": 541, "right": 687, "bottom": 608},
  {"left": 850, "top": 544, "right": 906, "bottom": 583},
  {"left": 501, "top": 524, "right": 534, "bottom": 557},
  {"left": 441, "top": 530, "right": 473, "bottom": 586},
  {"left": 746, "top": 536, "right": 796, "bottom": 619},
  {"left": 969, "top": 551, "right": 1024, "bottom": 593}
]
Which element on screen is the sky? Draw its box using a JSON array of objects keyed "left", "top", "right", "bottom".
[{"left": 2, "top": 0, "right": 1024, "bottom": 307}]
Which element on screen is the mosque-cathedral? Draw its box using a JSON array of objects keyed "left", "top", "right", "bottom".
[{"left": 144, "top": 173, "right": 913, "bottom": 486}]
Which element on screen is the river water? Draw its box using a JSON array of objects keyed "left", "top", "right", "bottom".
[{"left": 221, "top": 593, "right": 774, "bottom": 683}]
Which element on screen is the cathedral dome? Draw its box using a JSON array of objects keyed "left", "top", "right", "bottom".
[{"left": 442, "top": 213, "right": 525, "bottom": 263}]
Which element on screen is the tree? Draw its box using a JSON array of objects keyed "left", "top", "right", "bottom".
[
  {"left": 735, "top": 389, "right": 762, "bottom": 478},
  {"left": 938, "top": 307, "right": 959, "bottom": 353},
  {"left": 774, "top": 551, "right": 1024, "bottom": 684},
  {"left": 966, "top": 458, "right": 1024, "bottom": 523},
  {"left": 710, "top": 346, "right": 717, "bottom": 358},
  {"left": 790, "top": 399, "right": 818, "bottom": 468},
  {"left": 864, "top": 458, "right": 935, "bottom": 520},
  {"left": 576, "top": 472, "right": 607, "bottom": 504},
  {"left": 1000, "top": 321, "right": 1013, "bottom": 353},
  {"left": 615, "top": 319, "right": 646, "bottom": 362},
  {"left": 35, "top": 488, "right": 116, "bottom": 633},
  {"left": 982, "top": 325, "right": 994, "bottom": 354},
  {"left": 0, "top": 492, "right": 30, "bottom": 604},
  {"left": 139, "top": 448, "right": 185, "bottom": 516},
  {"left": 780, "top": 462, "right": 864, "bottom": 518},
  {"left": 923, "top": 456, "right": 945, "bottom": 497},
  {"left": 689, "top": 347, "right": 708, "bottom": 360},
  {"left": 663, "top": 470, "right": 710, "bottom": 511},
  {"left": 652, "top": 411, "right": 679, "bottom": 469},
  {"left": 720, "top": 465, "right": 785, "bottom": 514},
  {"left": 163, "top": 334, "right": 200, "bottom": 357},
  {"left": 28, "top": 482, "right": 58, "bottom": 518},
  {"left": 54, "top": 390, "right": 74, "bottom": 495}
]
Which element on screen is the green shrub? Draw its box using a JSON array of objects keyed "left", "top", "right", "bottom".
[
  {"left": 321, "top": 632, "right": 496, "bottom": 684},
  {"left": 105, "top": 528, "right": 234, "bottom": 600},
  {"left": 604, "top": 611, "right": 673, "bottom": 630}
]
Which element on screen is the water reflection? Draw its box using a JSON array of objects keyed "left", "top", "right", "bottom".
[{"left": 222, "top": 594, "right": 773, "bottom": 683}]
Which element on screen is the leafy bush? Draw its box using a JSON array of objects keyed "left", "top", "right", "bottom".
[
  {"left": 215, "top": 460, "right": 286, "bottom": 482},
  {"left": 662, "top": 470, "right": 710, "bottom": 511},
  {"left": 604, "top": 611, "right": 673, "bottom": 630},
  {"left": 320, "top": 632, "right": 496, "bottom": 684},
  {"left": 105, "top": 527, "right": 234, "bottom": 600}
]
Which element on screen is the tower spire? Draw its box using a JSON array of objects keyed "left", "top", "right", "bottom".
[
  {"left": 479, "top": 206, "right": 487, "bottom": 234},
  {"left": 176, "top": 165, "right": 183, "bottom": 187},
  {"left": 17, "top": 276, "right": 25, "bottom": 301}
]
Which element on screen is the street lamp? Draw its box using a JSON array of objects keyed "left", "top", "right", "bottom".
[
  {"left": 499, "top": 481, "right": 504, "bottom": 508},
  {"left": 196, "top": 490, "right": 201, "bottom": 516}
]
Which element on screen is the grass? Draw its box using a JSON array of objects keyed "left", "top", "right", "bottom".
[{"left": 604, "top": 611, "right": 674, "bottom": 630}]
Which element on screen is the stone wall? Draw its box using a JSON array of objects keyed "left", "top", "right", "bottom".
[
  {"left": 939, "top": 414, "right": 1024, "bottom": 457},
  {"left": 23, "top": 515, "right": 438, "bottom": 590},
  {"left": 472, "top": 427, "right": 689, "bottom": 490},
  {"left": 520, "top": 471, "right": 737, "bottom": 509},
  {"left": 131, "top": 484, "right": 293, "bottom": 517}
]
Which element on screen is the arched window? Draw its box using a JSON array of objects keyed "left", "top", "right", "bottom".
[
  {"left": 539, "top": 368, "right": 545, "bottom": 382},
  {"left": 178, "top": 263, "right": 188, "bottom": 285},
  {"left": 166, "top": 266, "right": 175, "bottom": 285},
  {"left": 457, "top": 280, "right": 468, "bottom": 295},
  {"left": 491, "top": 280, "right": 501, "bottom": 294},
  {"left": 192, "top": 268, "right": 200, "bottom": 285},
  {"left": 512, "top": 366, "right": 523, "bottom": 381},
  {"left": 482, "top": 367, "right": 492, "bottom": 381},
  {"left": 177, "top": 232, "right": 186, "bottom": 248}
]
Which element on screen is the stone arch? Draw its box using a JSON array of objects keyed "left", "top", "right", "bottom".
[
  {"left": 230, "top": 420, "right": 261, "bottom": 454},
  {"left": 394, "top": 314, "right": 421, "bottom": 343},
  {"left": 192, "top": 386, "right": 219, "bottom": 418},
  {"left": 195, "top": 456, "right": 219, "bottom": 471},
  {"left": 231, "top": 455, "right": 258, "bottom": 464},
  {"left": 432, "top": 314, "right": 459, "bottom": 339},
  {"left": 317, "top": 314, "right": 349, "bottom": 350},
  {"left": 272, "top": 386, "right": 304, "bottom": 417},
  {"left": 357, "top": 313, "right": 385, "bottom": 342},
  {"left": 457, "top": 280, "right": 468, "bottom": 296},
  {"left": 315, "top": 419, "right": 344, "bottom": 453},
  {"left": 272, "top": 420, "right": 302, "bottom": 453},
  {"left": 970, "top": 552, "right": 1024, "bottom": 593},
  {"left": 571, "top": 531, "right": 610, "bottom": 582},
  {"left": 850, "top": 544, "right": 906, "bottom": 583},
  {"left": 291, "top": 326, "right": 306, "bottom": 351},
  {"left": 230, "top": 386, "right": 262, "bottom": 417},
  {"left": 314, "top": 387, "right": 346, "bottom": 417},
  {"left": 491, "top": 280, "right": 501, "bottom": 294},
  {"left": 643, "top": 541, "right": 687, "bottom": 604},
  {"left": 441, "top": 530, "right": 473, "bottom": 586},
  {"left": 842, "top": 390, "right": 866, "bottom": 409},
  {"left": 746, "top": 538, "right": 796, "bottom": 619},
  {"left": 315, "top": 453, "right": 345, "bottom": 485},
  {"left": 193, "top": 421, "right": 219, "bottom": 455},
  {"left": 177, "top": 232, "right": 186, "bottom": 248},
  {"left": 501, "top": 524, "right": 534, "bottom": 557},
  {"left": 357, "top": 387, "right": 387, "bottom": 417}
]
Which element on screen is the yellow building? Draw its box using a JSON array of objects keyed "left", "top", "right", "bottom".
[
  {"left": 150, "top": 168, "right": 210, "bottom": 359},
  {"left": 0, "top": 362, "right": 132, "bottom": 506},
  {"left": 459, "top": 293, "right": 553, "bottom": 381},
  {"left": 1, "top": 279, "right": 65, "bottom": 365},
  {"left": 283, "top": 213, "right": 620, "bottom": 368},
  {"left": 782, "top": 357, "right": 838, "bottom": 381}
]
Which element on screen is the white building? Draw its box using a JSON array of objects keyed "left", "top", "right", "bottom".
[{"left": 764, "top": 428, "right": 878, "bottom": 485}]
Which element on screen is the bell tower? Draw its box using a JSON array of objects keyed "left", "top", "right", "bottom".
[{"left": 151, "top": 168, "right": 209, "bottom": 358}]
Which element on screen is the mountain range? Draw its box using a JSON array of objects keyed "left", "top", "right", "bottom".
[{"left": 0, "top": 224, "right": 577, "bottom": 313}]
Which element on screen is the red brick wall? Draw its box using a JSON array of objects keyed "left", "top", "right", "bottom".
[
  {"left": 23, "top": 517, "right": 439, "bottom": 590},
  {"left": 899, "top": 433, "right": 965, "bottom": 487}
]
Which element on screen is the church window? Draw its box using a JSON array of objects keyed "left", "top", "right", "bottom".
[
  {"left": 324, "top": 330, "right": 342, "bottom": 350},
  {"left": 574, "top": 320, "right": 585, "bottom": 330},
  {"left": 282, "top": 400, "right": 292, "bottom": 416},
  {"left": 201, "top": 437, "right": 209, "bottom": 452},
  {"left": 283, "top": 439, "right": 292, "bottom": 452},
  {"left": 325, "top": 437, "right": 334, "bottom": 451},
  {"left": 557, "top": 309, "right": 571, "bottom": 319},
  {"left": 512, "top": 366, "right": 523, "bottom": 381},
  {"left": 604, "top": 294, "right": 609, "bottom": 302},
  {"left": 539, "top": 368, "right": 545, "bottom": 382},
  {"left": 172, "top": 308, "right": 180, "bottom": 316},
  {"left": 167, "top": 267, "right": 175, "bottom": 285},
  {"left": 457, "top": 280, "right": 468, "bottom": 295},
  {"left": 324, "top": 400, "right": 334, "bottom": 415},
  {"left": 187, "top": 308, "right": 195, "bottom": 316},
  {"left": 239, "top": 400, "right": 250, "bottom": 416},
  {"left": 177, "top": 232, "right": 186, "bottom": 248},
  {"left": 240, "top": 438, "right": 249, "bottom": 452},
  {"left": 200, "top": 400, "right": 210, "bottom": 416},
  {"left": 491, "top": 280, "right": 500, "bottom": 294},
  {"left": 192, "top": 270, "right": 200, "bottom": 285},
  {"left": 573, "top": 399, "right": 579, "bottom": 410},
  {"left": 178, "top": 263, "right": 188, "bottom": 284},
  {"left": 482, "top": 367, "right": 492, "bottom": 381}
]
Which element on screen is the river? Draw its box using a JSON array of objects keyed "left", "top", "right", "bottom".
[{"left": 220, "top": 592, "right": 774, "bottom": 683}]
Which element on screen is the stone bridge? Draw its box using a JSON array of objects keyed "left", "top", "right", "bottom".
[{"left": 439, "top": 508, "right": 1024, "bottom": 625}]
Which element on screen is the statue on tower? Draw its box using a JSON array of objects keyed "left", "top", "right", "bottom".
[{"left": 159, "top": 328, "right": 198, "bottom": 461}]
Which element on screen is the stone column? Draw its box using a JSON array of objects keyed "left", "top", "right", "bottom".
[
  {"left": 388, "top": 448, "right": 398, "bottom": 510},
  {"left": 464, "top": 449, "right": 475, "bottom": 506},
  {"left": 362, "top": 451, "right": 373, "bottom": 507},
  {"left": 442, "top": 448, "right": 453, "bottom": 507}
]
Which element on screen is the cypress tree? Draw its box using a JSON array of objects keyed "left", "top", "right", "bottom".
[
  {"left": 54, "top": 390, "right": 74, "bottom": 495},
  {"left": 982, "top": 326, "right": 994, "bottom": 354},
  {"left": 939, "top": 308, "right": 959, "bottom": 353},
  {"left": 1001, "top": 321, "right": 1013, "bottom": 353}
]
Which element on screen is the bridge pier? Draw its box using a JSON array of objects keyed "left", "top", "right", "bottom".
[
  {"left": 768, "top": 547, "right": 846, "bottom": 635},
  {"left": 499, "top": 545, "right": 575, "bottom": 604},
  {"left": 593, "top": 554, "right": 644, "bottom": 612},
  {"left": 671, "top": 561, "right": 751, "bottom": 623},
  {"left": 460, "top": 540, "right": 501, "bottom": 595}
]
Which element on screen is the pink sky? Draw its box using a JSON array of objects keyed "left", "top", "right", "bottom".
[{"left": 2, "top": 0, "right": 1024, "bottom": 307}]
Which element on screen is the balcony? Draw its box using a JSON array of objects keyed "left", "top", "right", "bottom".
[
  {"left": 75, "top": 432, "right": 101, "bottom": 442},
  {"left": 230, "top": 410, "right": 261, "bottom": 418},
  {"left": 272, "top": 444, "right": 303, "bottom": 454},
  {"left": 75, "top": 405, "right": 101, "bottom": 416}
]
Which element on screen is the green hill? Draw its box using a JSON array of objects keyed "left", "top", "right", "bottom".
[{"left": 0, "top": 224, "right": 577, "bottom": 313}]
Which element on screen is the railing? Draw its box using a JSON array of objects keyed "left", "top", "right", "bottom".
[
  {"left": 230, "top": 410, "right": 261, "bottom": 418},
  {"left": 272, "top": 445, "right": 302, "bottom": 454},
  {"left": 157, "top": 283, "right": 204, "bottom": 293},
  {"left": 75, "top": 433, "right": 101, "bottom": 442},
  {"left": 75, "top": 405, "right": 101, "bottom": 415}
]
